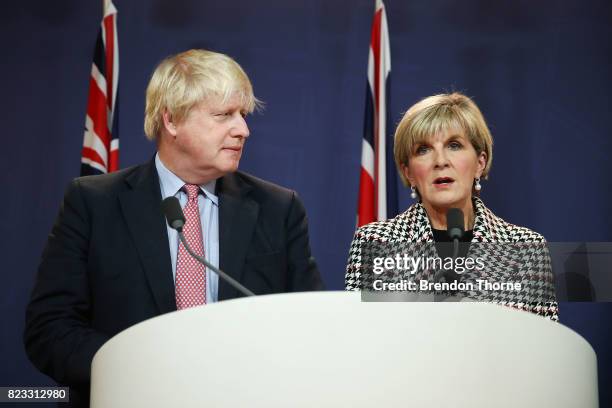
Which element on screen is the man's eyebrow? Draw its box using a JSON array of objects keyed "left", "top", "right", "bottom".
[{"left": 218, "top": 104, "right": 243, "bottom": 111}]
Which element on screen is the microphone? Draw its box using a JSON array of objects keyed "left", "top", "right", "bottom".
[
  {"left": 447, "top": 208, "right": 464, "bottom": 260},
  {"left": 161, "top": 196, "right": 185, "bottom": 232},
  {"left": 447, "top": 208, "right": 464, "bottom": 242},
  {"left": 161, "top": 197, "right": 255, "bottom": 297},
  {"left": 434, "top": 208, "right": 464, "bottom": 285}
]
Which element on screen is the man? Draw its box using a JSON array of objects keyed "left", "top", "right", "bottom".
[{"left": 24, "top": 49, "right": 323, "bottom": 407}]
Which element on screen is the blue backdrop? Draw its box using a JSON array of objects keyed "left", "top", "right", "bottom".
[{"left": 2, "top": 0, "right": 611, "bottom": 405}]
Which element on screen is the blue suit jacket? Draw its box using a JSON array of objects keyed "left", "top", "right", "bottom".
[{"left": 24, "top": 159, "right": 322, "bottom": 406}]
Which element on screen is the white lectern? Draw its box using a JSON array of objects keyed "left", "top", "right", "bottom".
[{"left": 91, "top": 291, "right": 598, "bottom": 407}]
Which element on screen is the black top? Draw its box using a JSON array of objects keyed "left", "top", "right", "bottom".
[
  {"left": 432, "top": 228, "right": 473, "bottom": 259},
  {"left": 431, "top": 228, "right": 473, "bottom": 243}
]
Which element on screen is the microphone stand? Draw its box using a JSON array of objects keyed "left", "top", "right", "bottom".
[
  {"left": 452, "top": 238, "right": 459, "bottom": 260},
  {"left": 178, "top": 232, "right": 255, "bottom": 297}
]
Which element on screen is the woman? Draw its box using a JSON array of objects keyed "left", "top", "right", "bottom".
[{"left": 345, "top": 92, "right": 557, "bottom": 320}]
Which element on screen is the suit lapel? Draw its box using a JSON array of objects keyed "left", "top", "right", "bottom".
[
  {"left": 409, "top": 203, "right": 435, "bottom": 243},
  {"left": 118, "top": 160, "right": 176, "bottom": 314},
  {"left": 472, "top": 197, "right": 493, "bottom": 243},
  {"left": 217, "top": 173, "right": 259, "bottom": 300}
]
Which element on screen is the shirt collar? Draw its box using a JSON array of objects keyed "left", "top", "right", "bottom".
[{"left": 155, "top": 153, "right": 218, "bottom": 206}]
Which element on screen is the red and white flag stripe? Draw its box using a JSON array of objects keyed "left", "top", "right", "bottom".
[
  {"left": 81, "top": 0, "right": 119, "bottom": 175},
  {"left": 358, "top": 0, "right": 395, "bottom": 226}
]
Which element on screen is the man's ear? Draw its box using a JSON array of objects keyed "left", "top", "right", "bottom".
[{"left": 162, "top": 109, "right": 178, "bottom": 137}]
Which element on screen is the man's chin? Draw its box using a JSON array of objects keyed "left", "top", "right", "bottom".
[{"left": 221, "top": 161, "right": 240, "bottom": 174}]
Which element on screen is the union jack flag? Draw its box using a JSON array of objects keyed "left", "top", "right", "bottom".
[
  {"left": 81, "top": 0, "right": 119, "bottom": 175},
  {"left": 357, "top": 0, "right": 397, "bottom": 226}
]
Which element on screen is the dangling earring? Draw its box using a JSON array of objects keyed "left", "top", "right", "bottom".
[
  {"left": 410, "top": 186, "right": 417, "bottom": 199},
  {"left": 474, "top": 177, "right": 482, "bottom": 192}
]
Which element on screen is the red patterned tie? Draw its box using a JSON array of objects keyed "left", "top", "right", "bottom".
[{"left": 175, "top": 184, "right": 206, "bottom": 309}]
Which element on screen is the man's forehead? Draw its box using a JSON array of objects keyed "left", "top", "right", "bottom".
[{"left": 201, "top": 95, "right": 246, "bottom": 111}]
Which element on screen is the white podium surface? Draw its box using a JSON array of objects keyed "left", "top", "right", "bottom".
[{"left": 91, "top": 291, "right": 598, "bottom": 407}]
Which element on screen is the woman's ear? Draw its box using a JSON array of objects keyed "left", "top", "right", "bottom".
[
  {"left": 402, "top": 165, "right": 415, "bottom": 186},
  {"left": 476, "top": 152, "right": 487, "bottom": 178}
]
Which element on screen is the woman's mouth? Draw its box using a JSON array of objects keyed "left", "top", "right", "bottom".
[{"left": 433, "top": 177, "right": 455, "bottom": 187}]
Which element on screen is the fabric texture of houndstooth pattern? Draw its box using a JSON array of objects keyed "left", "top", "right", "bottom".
[
  {"left": 175, "top": 184, "right": 206, "bottom": 309},
  {"left": 345, "top": 197, "right": 559, "bottom": 320}
]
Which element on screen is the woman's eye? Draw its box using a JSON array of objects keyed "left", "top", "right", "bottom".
[
  {"left": 448, "top": 141, "right": 462, "bottom": 150},
  {"left": 415, "top": 145, "right": 429, "bottom": 155}
]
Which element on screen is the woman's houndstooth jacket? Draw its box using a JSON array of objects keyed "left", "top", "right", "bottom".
[{"left": 345, "top": 197, "right": 558, "bottom": 320}]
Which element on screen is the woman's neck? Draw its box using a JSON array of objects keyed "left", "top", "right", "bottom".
[{"left": 423, "top": 199, "right": 475, "bottom": 230}]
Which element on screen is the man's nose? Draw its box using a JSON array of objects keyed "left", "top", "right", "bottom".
[{"left": 231, "top": 113, "right": 250, "bottom": 139}]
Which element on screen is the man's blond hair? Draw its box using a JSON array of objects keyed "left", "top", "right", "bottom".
[{"left": 144, "top": 49, "right": 261, "bottom": 141}]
